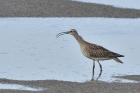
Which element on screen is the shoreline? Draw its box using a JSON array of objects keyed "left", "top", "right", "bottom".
[
  {"left": 0, "top": 0, "right": 140, "bottom": 93},
  {"left": 0, "top": 76, "right": 140, "bottom": 93},
  {"left": 0, "top": 0, "right": 140, "bottom": 18}
]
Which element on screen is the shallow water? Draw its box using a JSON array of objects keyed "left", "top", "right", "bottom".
[
  {"left": 0, "top": 83, "right": 44, "bottom": 91},
  {"left": 72, "top": 0, "right": 140, "bottom": 9},
  {"left": 0, "top": 18, "right": 140, "bottom": 84}
]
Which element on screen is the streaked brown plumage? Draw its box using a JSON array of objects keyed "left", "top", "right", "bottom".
[
  {"left": 56, "top": 29, "right": 124, "bottom": 80},
  {"left": 80, "top": 42, "right": 123, "bottom": 63}
]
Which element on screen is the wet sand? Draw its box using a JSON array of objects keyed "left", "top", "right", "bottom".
[
  {"left": 0, "top": 78, "right": 140, "bottom": 93},
  {"left": 0, "top": 0, "right": 140, "bottom": 18},
  {"left": 114, "top": 75, "right": 140, "bottom": 82},
  {"left": 0, "top": 0, "right": 140, "bottom": 93}
]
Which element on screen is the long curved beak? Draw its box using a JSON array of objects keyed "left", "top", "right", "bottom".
[{"left": 56, "top": 31, "right": 68, "bottom": 38}]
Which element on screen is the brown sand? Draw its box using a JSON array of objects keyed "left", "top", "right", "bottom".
[
  {"left": 0, "top": 0, "right": 140, "bottom": 18},
  {"left": 0, "top": 0, "right": 140, "bottom": 93}
]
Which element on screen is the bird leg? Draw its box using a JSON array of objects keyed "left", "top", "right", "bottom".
[
  {"left": 96, "top": 61, "right": 102, "bottom": 80},
  {"left": 91, "top": 60, "right": 95, "bottom": 81}
]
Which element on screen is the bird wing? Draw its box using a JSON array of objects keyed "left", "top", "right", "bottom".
[{"left": 86, "top": 43, "right": 123, "bottom": 58}]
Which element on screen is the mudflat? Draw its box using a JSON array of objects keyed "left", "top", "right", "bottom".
[
  {"left": 0, "top": 78, "right": 140, "bottom": 93},
  {"left": 0, "top": 0, "right": 140, "bottom": 93},
  {"left": 0, "top": 0, "right": 140, "bottom": 18}
]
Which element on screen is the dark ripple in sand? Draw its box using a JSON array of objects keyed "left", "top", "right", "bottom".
[{"left": 114, "top": 75, "right": 140, "bottom": 82}]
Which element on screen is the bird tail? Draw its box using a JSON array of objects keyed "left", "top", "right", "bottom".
[
  {"left": 113, "top": 58, "right": 123, "bottom": 63},
  {"left": 118, "top": 55, "right": 124, "bottom": 57}
]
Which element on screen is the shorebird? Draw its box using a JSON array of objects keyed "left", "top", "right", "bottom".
[{"left": 56, "top": 29, "right": 124, "bottom": 80}]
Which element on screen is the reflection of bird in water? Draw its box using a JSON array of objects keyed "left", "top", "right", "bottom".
[{"left": 56, "top": 29, "right": 124, "bottom": 80}]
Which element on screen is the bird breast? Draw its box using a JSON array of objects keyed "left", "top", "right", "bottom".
[{"left": 80, "top": 45, "right": 92, "bottom": 59}]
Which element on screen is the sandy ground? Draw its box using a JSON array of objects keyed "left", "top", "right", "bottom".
[
  {"left": 0, "top": 0, "right": 140, "bottom": 93},
  {"left": 114, "top": 75, "right": 140, "bottom": 82},
  {"left": 0, "top": 0, "right": 140, "bottom": 18},
  {"left": 0, "top": 78, "right": 140, "bottom": 93}
]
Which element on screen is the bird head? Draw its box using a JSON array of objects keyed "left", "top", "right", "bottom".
[{"left": 56, "top": 29, "right": 78, "bottom": 38}]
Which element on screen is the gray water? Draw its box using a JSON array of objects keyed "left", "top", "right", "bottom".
[{"left": 0, "top": 18, "right": 140, "bottom": 87}]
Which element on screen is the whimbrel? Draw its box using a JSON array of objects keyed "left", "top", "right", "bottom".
[{"left": 56, "top": 29, "right": 124, "bottom": 80}]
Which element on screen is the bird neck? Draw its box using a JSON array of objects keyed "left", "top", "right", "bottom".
[{"left": 73, "top": 34, "right": 85, "bottom": 45}]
